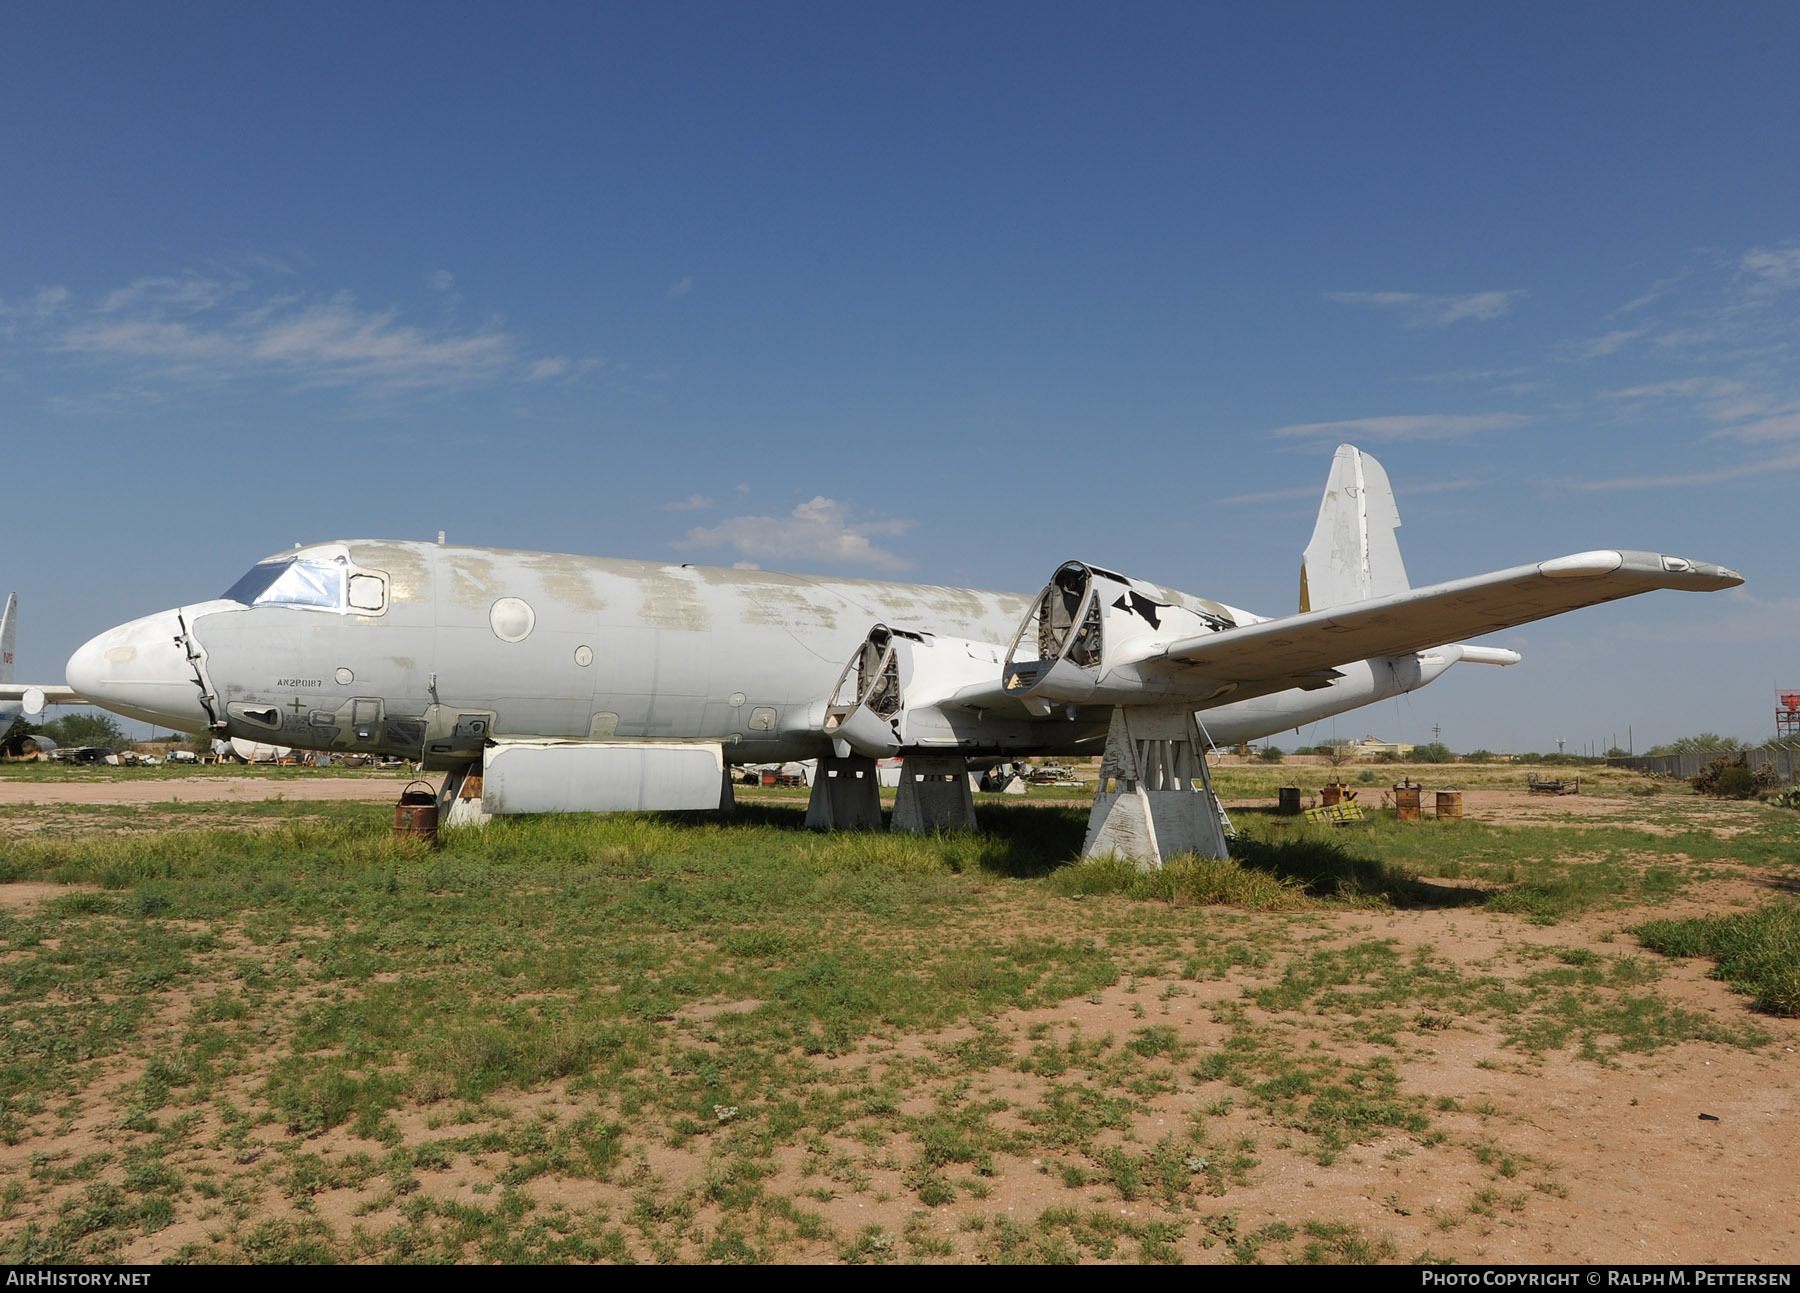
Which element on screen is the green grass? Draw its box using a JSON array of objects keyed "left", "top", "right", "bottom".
[
  {"left": 0, "top": 779, "right": 1793, "bottom": 1262},
  {"left": 1634, "top": 898, "right": 1800, "bottom": 1015}
]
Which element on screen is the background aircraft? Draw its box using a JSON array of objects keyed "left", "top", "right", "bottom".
[
  {"left": 63, "top": 445, "right": 1740, "bottom": 861},
  {"left": 0, "top": 593, "right": 82, "bottom": 732}
]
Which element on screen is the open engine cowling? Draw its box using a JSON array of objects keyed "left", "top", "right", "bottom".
[
  {"left": 823, "top": 624, "right": 1011, "bottom": 758},
  {"left": 1001, "top": 561, "right": 1247, "bottom": 714}
]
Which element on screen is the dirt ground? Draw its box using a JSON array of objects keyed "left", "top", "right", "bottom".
[{"left": 3, "top": 774, "right": 1796, "bottom": 1265}]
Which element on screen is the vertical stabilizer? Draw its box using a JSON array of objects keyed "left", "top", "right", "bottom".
[
  {"left": 0, "top": 593, "right": 15, "bottom": 684},
  {"left": 1299, "top": 445, "right": 1410, "bottom": 612}
]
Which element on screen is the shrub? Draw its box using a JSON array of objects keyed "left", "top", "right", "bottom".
[
  {"left": 1692, "top": 754, "right": 1766, "bottom": 799},
  {"left": 1257, "top": 745, "right": 1284, "bottom": 764}
]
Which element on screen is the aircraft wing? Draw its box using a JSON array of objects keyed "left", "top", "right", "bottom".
[{"left": 1155, "top": 549, "right": 1741, "bottom": 685}]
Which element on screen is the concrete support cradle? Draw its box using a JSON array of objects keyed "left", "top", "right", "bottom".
[
  {"left": 1082, "top": 705, "right": 1229, "bottom": 868},
  {"left": 891, "top": 754, "right": 979, "bottom": 833},
  {"left": 804, "top": 754, "right": 884, "bottom": 830},
  {"left": 437, "top": 761, "right": 492, "bottom": 828}
]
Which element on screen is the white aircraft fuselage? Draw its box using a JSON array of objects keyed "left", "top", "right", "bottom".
[
  {"left": 64, "top": 445, "right": 1742, "bottom": 778},
  {"left": 63, "top": 540, "right": 1452, "bottom": 766}
]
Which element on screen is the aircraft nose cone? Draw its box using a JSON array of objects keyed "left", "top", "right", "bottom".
[{"left": 67, "top": 609, "right": 213, "bottom": 731}]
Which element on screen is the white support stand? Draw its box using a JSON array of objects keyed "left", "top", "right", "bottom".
[
  {"left": 438, "top": 761, "right": 492, "bottom": 828},
  {"left": 891, "top": 754, "right": 978, "bottom": 833},
  {"left": 1082, "top": 705, "right": 1230, "bottom": 868},
  {"left": 804, "top": 754, "right": 884, "bottom": 830}
]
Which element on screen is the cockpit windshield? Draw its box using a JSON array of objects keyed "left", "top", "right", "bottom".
[{"left": 220, "top": 558, "right": 346, "bottom": 611}]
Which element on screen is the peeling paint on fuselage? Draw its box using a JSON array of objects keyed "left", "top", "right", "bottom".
[{"left": 195, "top": 541, "right": 1041, "bottom": 763}]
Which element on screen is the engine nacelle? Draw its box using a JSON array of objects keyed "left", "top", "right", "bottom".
[
  {"left": 1001, "top": 561, "right": 1248, "bottom": 713},
  {"left": 823, "top": 624, "right": 1010, "bottom": 758}
]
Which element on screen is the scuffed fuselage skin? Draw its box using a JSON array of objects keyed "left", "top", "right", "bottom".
[
  {"left": 195, "top": 541, "right": 1076, "bottom": 763},
  {"left": 85, "top": 539, "right": 1447, "bottom": 765}
]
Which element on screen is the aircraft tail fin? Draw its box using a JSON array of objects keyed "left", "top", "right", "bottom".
[
  {"left": 1299, "top": 445, "right": 1410, "bottom": 612},
  {"left": 1, "top": 593, "right": 15, "bottom": 684}
]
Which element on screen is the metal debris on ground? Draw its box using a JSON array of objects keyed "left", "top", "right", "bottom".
[{"left": 1527, "top": 775, "right": 1581, "bottom": 795}]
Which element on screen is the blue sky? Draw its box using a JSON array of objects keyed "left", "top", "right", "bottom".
[{"left": 5, "top": 1, "right": 1798, "bottom": 752}]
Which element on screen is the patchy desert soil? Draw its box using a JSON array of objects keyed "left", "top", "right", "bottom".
[
  {"left": 0, "top": 773, "right": 414, "bottom": 807},
  {"left": 1, "top": 774, "right": 1796, "bottom": 1265}
]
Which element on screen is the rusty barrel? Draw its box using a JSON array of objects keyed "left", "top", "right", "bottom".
[
  {"left": 1277, "top": 786, "right": 1302, "bottom": 815},
  {"left": 1320, "top": 783, "right": 1343, "bottom": 807},
  {"left": 1393, "top": 782, "right": 1422, "bottom": 821},
  {"left": 394, "top": 780, "right": 440, "bottom": 845},
  {"left": 1435, "top": 790, "right": 1463, "bottom": 819}
]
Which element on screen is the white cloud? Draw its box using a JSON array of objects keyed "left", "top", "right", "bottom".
[
  {"left": 1215, "top": 484, "right": 1320, "bottom": 506},
  {"left": 1601, "top": 377, "right": 1743, "bottom": 402},
  {"left": 7, "top": 270, "right": 588, "bottom": 395},
  {"left": 675, "top": 496, "right": 914, "bottom": 571},
  {"left": 661, "top": 493, "right": 714, "bottom": 511},
  {"left": 669, "top": 276, "right": 695, "bottom": 297},
  {"left": 1559, "top": 328, "right": 1646, "bottom": 360},
  {"left": 96, "top": 274, "right": 239, "bottom": 315},
  {"left": 1565, "top": 447, "right": 1800, "bottom": 491},
  {"left": 0, "top": 286, "right": 69, "bottom": 327},
  {"left": 1739, "top": 247, "right": 1800, "bottom": 293},
  {"left": 1717, "top": 407, "right": 1800, "bottom": 443},
  {"left": 1325, "top": 289, "right": 1522, "bottom": 326},
  {"left": 1616, "top": 269, "right": 1689, "bottom": 314},
  {"left": 1411, "top": 367, "right": 1532, "bottom": 385},
  {"left": 1268, "top": 413, "right": 1530, "bottom": 442}
]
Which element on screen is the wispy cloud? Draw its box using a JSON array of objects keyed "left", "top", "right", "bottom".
[
  {"left": 0, "top": 286, "right": 70, "bottom": 333},
  {"left": 1215, "top": 484, "right": 1320, "bottom": 506},
  {"left": 1268, "top": 413, "right": 1530, "bottom": 442},
  {"left": 1558, "top": 327, "right": 1647, "bottom": 360},
  {"left": 1738, "top": 246, "right": 1800, "bottom": 294},
  {"left": 1325, "top": 289, "right": 1522, "bottom": 326},
  {"left": 1565, "top": 447, "right": 1800, "bottom": 491},
  {"left": 1716, "top": 407, "right": 1800, "bottom": 443},
  {"left": 661, "top": 493, "right": 714, "bottom": 511},
  {"left": 1616, "top": 269, "right": 1689, "bottom": 315},
  {"left": 675, "top": 497, "right": 914, "bottom": 571},
  {"left": 668, "top": 276, "right": 695, "bottom": 297},
  {"left": 5, "top": 268, "right": 583, "bottom": 399},
  {"left": 1411, "top": 367, "right": 1532, "bottom": 385}
]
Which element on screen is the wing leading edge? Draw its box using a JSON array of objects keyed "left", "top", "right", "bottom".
[{"left": 1156, "top": 549, "right": 1740, "bottom": 686}]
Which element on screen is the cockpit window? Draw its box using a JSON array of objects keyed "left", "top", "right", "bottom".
[{"left": 221, "top": 558, "right": 346, "bottom": 611}]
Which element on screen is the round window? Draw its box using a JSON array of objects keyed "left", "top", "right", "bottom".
[{"left": 490, "top": 597, "right": 536, "bottom": 643}]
